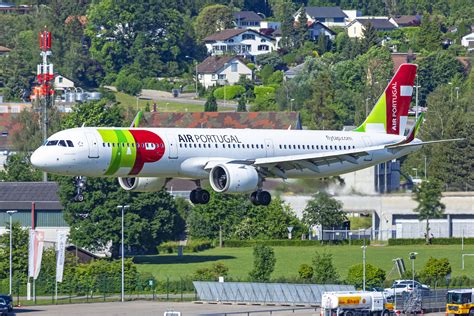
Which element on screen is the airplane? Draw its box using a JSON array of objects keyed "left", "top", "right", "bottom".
[{"left": 30, "top": 64, "right": 460, "bottom": 206}]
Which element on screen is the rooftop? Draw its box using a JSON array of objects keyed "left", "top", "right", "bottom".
[
  {"left": 234, "top": 11, "right": 263, "bottom": 22},
  {"left": 0, "top": 181, "right": 62, "bottom": 210},
  {"left": 304, "top": 6, "right": 347, "bottom": 19},
  {"left": 203, "top": 29, "right": 246, "bottom": 42},
  {"left": 354, "top": 18, "right": 397, "bottom": 29},
  {"left": 196, "top": 55, "right": 243, "bottom": 74}
]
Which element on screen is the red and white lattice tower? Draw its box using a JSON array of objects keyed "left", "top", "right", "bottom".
[{"left": 36, "top": 28, "right": 55, "bottom": 98}]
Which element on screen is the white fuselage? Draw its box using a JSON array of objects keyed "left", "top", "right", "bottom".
[{"left": 31, "top": 127, "right": 419, "bottom": 180}]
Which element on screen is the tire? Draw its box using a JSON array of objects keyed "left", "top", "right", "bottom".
[
  {"left": 198, "top": 190, "right": 210, "bottom": 204},
  {"left": 382, "top": 310, "right": 390, "bottom": 316},
  {"left": 190, "top": 189, "right": 199, "bottom": 204},
  {"left": 250, "top": 191, "right": 259, "bottom": 205},
  {"left": 257, "top": 191, "right": 271, "bottom": 206},
  {"left": 74, "top": 194, "right": 84, "bottom": 202},
  {"left": 344, "top": 311, "right": 354, "bottom": 316},
  {"left": 469, "top": 309, "right": 474, "bottom": 316}
]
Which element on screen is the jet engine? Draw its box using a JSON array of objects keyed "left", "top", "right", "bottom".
[
  {"left": 118, "top": 177, "right": 166, "bottom": 192},
  {"left": 209, "top": 164, "right": 259, "bottom": 193}
]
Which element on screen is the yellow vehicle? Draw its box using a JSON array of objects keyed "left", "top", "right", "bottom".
[{"left": 446, "top": 289, "right": 474, "bottom": 316}]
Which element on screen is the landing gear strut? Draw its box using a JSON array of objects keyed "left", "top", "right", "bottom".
[
  {"left": 250, "top": 190, "right": 271, "bottom": 206},
  {"left": 73, "top": 176, "right": 87, "bottom": 202}
]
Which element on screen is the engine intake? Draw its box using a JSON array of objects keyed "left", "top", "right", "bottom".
[
  {"left": 209, "top": 164, "right": 259, "bottom": 193},
  {"left": 118, "top": 177, "right": 166, "bottom": 192}
]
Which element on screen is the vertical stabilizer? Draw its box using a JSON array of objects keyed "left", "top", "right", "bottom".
[{"left": 354, "top": 63, "right": 417, "bottom": 135}]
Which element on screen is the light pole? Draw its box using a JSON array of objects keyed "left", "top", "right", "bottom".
[
  {"left": 7, "top": 210, "right": 18, "bottom": 295},
  {"left": 117, "top": 205, "right": 130, "bottom": 302},
  {"left": 409, "top": 252, "right": 418, "bottom": 290},
  {"left": 361, "top": 241, "right": 367, "bottom": 291},
  {"left": 290, "top": 98, "right": 295, "bottom": 112},
  {"left": 412, "top": 168, "right": 418, "bottom": 179}
]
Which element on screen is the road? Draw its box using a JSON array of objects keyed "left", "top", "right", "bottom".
[{"left": 140, "top": 89, "right": 238, "bottom": 108}]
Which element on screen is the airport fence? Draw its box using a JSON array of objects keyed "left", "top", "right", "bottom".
[{"left": 0, "top": 275, "right": 197, "bottom": 306}]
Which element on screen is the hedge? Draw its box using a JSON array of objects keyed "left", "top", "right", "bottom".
[
  {"left": 253, "top": 85, "right": 275, "bottom": 97},
  {"left": 223, "top": 239, "right": 370, "bottom": 247},
  {"left": 213, "top": 85, "right": 245, "bottom": 100},
  {"left": 388, "top": 238, "right": 474, "bottom": 246},
  {"left": 157, "top": 240, "right": 214, "bottom": 254}
]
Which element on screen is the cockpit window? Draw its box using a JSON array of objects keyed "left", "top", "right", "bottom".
[
  {"left": 58, "top": 140, "right": 67, "bottom": 147},
  {"left": 66, "top": 140, "right": 74, "bottom": 147},
  {"left": 46, "top": 140, "right": 58, "bottom": 146}
]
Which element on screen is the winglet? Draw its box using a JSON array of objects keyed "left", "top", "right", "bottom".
[
  {"left": 405, "top": 112, "right": 424, "bottom": 143},
  {"left": 130, "top": 111, "right": 142, "bottom": 128}
]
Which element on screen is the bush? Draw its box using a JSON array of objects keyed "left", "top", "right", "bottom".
[
  {"left": 346, "top": 263, "right": 386, "bottom": 289},
  {"left": 142, "top": 78, "right": 176, "bottom": 91},
  {"left": 223, "top": 239, "right": 370, "bottom": 247},
  {"left": 193, "top": 262, "right": 229, "bottom": 281},
  {"left": 388, "top": 238, "right": 474, "bottom": 246},
  {"left": 213, "top": 85, "right": 245, "bottom": 100},
  {"left": 298, "top": 264, "right": 314, "bottom": 280},
  {"left": 249, "top": 244, "right": 276, "bottom": 282},
  {"left": 115, "top": 70, "right": 142, "bottom": 96},
  {"left": 157, "top": 240, "right": 214, "bottom": 254}
]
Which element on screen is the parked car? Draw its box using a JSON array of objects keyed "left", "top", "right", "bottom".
[
  {"left": 392, "top": 280, "right": 430, "bottom": 290},
  {"left": 0, "top": 298, "right": 8, "bottom": 316},
  {"left": 0, "top": 295, "right": 12, "bottom": 312},
  {"left": 384, "top": 280, "right": 430, "bottom": 298}
]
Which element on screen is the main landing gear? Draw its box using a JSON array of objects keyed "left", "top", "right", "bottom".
[
  {"left": 189, "top": 180, "right": 210, "bottom": 204},
  {"left": 250, "top": 190, "right": 271, "bottom": 206}
]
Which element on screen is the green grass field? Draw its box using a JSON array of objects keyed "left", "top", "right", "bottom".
[
  {"left": 114, "top": 92, "right": 234, "bottom": 112},
  {"left": 134, "top": 244, "right": 474, "bottom": 281}
]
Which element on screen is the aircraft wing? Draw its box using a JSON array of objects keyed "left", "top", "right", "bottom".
[{"left": 230, "top": 145, "right": 387, "bottom": 179}]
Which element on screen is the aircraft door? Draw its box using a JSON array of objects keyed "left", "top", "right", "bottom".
[
  {"left": 265, "top": 139, "right": 274, "bottom": 157},
  {"left": 167, "top": 134, "right": 178, "bottom": 159},
  {"left": 362, "top": 136, "right": 373, "bottom": 161},
  {"left": 85, "top": 132, "right": 99, "bottom": 158}
]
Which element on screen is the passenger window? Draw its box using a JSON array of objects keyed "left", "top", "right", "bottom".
[
  {"left": 233, "top": 144, "right": 236, "bottom": 148},
  {"left": 330, "top": 146, "right": 333, "bottom": 150},
  {"left": 67, "top": 140, "right": 74, "bottom": 147},
  {"left": 325, "top": 145, "right": 328, "bottom": 150},
  {"left": 179, "top": 144, "right": 182, "bottom": 148},
  {"left": 215, "top": 144, "right": 218, "bottom": 148},
  {"left": 251, "top": 144, "right": 254, "bottom": 148},
  {"left": 279, "top": 145, "right": 282, "bottom": 149}
]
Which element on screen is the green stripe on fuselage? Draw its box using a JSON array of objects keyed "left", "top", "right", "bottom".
[{"left": 98, "top": 129, "right": 136, "bottom": 176}]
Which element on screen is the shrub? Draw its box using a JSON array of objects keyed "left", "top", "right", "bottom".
[
  {"left": 157, "top": 240, "right": 213, "bottom": 254},
  {"left": 298, "top": 264, "right": 314, "bottom": 280},
  {"left": 312, "top": 251, "right": 339, "bottom": 284},
  {"left": 213, "top": 85, "right": 245, "bottom": 100},
  {"left": 115, "top": 70, "right": 142, "bottom": 96},
  {"left": 193, "top": 262, "right": 229, "bottom": 281},
  {"left": 346, "top": 263, "right": 386, "bottom": 289},
  {"left": 223, "top": 239, "right": 370, "bottom": 247},
  {"left": 142, "top": 78, "right": 176, "bottom": 91},
  {"left": 388, "top": 238, "right": 474, "bottom": 246}
]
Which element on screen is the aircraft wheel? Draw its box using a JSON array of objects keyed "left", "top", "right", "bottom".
[
  {"left": 197, "top": 189, "right": 210, "bottom": 204},
  {"left": 74, "top": 194, "right": 84, "bottom": 202},
  {"left": 256, "top": 191, "right": 271, "bottom": 206},
  {"left": 190, "top": 189, "right": 199, "bottom": 204},
  {"left": 250, "top": 191, "right": 259, "bottom": 205}
]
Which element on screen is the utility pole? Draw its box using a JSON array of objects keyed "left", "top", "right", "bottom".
[
  {"left": 361, "top": 240, "right": 367, "bottom": 291},
  {"left": 117, "top": 205, "right": 130, "bottom": 302},
  {"left": 7, "top": 210, "right": 18, "bottom": 295}
]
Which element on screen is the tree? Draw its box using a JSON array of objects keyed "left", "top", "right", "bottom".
[
  {"left": 312, "top": 251, "right": 339, "bottom": 283},
  {"left": 0, "top": 223, "right": 29, "bottom": 282},
  {"left": 279, "top": 0, "right": 297, "bottom": 49},
  {"left": 302, "top": 192, "right": 348, "bottom": 234},
  {"left": 194, "top": 4, "right": 234, "bottom": 41},
  {"left": 115, "top": 70, "right": 143, "bottom": 96},
  {"left": 204, "top": 90, "right": 218, "bottom": 112},
  {"left": 86, "top": 0, "right": 200, "bottom": 78},
  {"left": 346, "top": 263, "right": 386, "bottom": 289},
  {"left": 420, "top": 257, "right": 451, "bottom": 286},
  {"left": 413, "top": 178, "right": 445, "bottom": 244},
  {"left": 294, "top": 5, "right": 308, "bottom": 49},
  {"left": 0, "top": 152, "right": 42, "bottom": 182},
  {"left": 417, "top": 13, "right": 443, "bottom": 52},
  {"left": 249, "top": 244, "right": 276, "bottom": 282},
  {"left": 362, "top": 22, "right": 378, "bottom": 52},
  {"left": 237, "top": 96, "right": 247, "bottom": 111}
]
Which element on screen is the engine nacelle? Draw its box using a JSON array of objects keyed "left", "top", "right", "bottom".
[
  {"left": 118, "top": 177, "right": 166, "bottom": 192},
  {"left": 209, "top": 164, "right": 259, "bottom": 193}
]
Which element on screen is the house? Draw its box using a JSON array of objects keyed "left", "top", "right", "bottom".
[
  {"left": 196, "top": 55, "right": 252, "bottom": 89},
  {"left": 203, "top": 29, "right": 277, "bottom": 60},
  {"left": 391, "top": 52, "right": 416, "bottom": 73},
  {"left": 308, "top": 21, "right": 336, "bottom": 40},
  {"left": 390, "top": 15, "right": 421, "bottom": 27},
  {"left": 461, "top": 32, "right": 474, "bottom": 51},
  {"left": 295, "top": 6, "right": 348, "bottom": 28},
  {"left": 54, "top": 75, "right": 75, "bottom": 90},
  {"left": 234, "top": 11, "right": 262, "bottom": 29},
  {"left": 347, "top": 18, "right": 397, "bottom": 38},
  {"left": 0, "top": 2, "right": 32, "bottom": 14},
  {"left": 260, "top": 21, "right": 281, "bottom": 31},
  {"left": 0, "top": 45, "right": 11, "bottom": 56}
]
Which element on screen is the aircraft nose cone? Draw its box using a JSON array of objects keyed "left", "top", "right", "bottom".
[{"left": 30, "top": 149, "right": 46, "bottom": 169}]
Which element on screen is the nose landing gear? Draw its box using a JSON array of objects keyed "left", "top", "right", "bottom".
[
  {"left": 250, "top": 190, "right": 271, "bottom": 206},
  {"left": 73, "top": 176, "right": 87, "bottom": 202}
]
